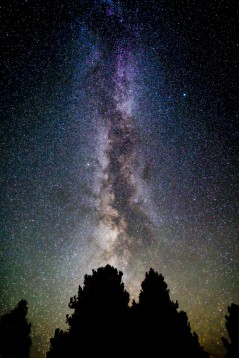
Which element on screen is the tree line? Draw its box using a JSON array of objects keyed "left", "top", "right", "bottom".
[{"left": 0, "top": 265, "right": 238, "bottom": 357}]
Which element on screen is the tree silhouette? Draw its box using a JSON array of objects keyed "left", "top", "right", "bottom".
[
  {"left": 47, "top": 266, "right": 209, "bottom": 357},
  {"left": 47, "top": 329, "right": 70, "bottom": 358},
  {"left": 131, "top": 268, "right": 209, "bottom": 357},
  {"left": 47, "top": 264, "right": 130, "bottom": 357},
  {"left": 0, "top": 299, "right": 32, "bottom": 358},
  {"left": 222, "top": 303, "right": 239, "bottom": 358}
]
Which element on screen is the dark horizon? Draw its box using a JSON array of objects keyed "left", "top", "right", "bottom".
[{"left": 1, "top": 265, "right": 237, "bottom": 358}]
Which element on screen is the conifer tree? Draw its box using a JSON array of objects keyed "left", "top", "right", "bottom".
[
  {"left": 222, "top": 303, "right": 239, "bottom": 358},
  {"left": 0, "top": 300, "right": 32, "bottom": 358},
  {"left": 47, "top": 265, "right": 129, "bottom": 357},
  {"left": 132, "top": 268, "right": 209, "bottom": 357}
]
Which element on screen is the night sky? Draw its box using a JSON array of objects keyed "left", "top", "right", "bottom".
[{"left": 1, "top": 1, "right": 239, "bottom": 357}]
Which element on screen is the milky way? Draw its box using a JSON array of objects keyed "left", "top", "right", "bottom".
[
  {"left": 1, "top": 1, "right": 239, "bottom": 357},
  {"left": 90, "top": 44, "right": 150, "bottom": 269}
]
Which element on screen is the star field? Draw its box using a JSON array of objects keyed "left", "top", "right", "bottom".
[{"left": 1, "top": 1, "right": 239, "bottom": 357}]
